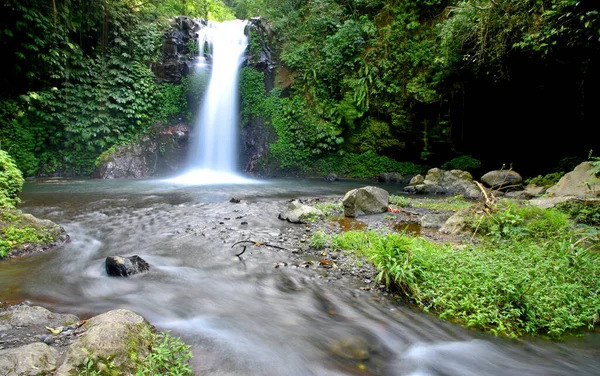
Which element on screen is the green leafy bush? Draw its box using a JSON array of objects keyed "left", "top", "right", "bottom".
[
  {"left": 334, "top": 223, "right": 600, "bottom": 338},
  {"left": 525, "top": 172, "right": 564, "bottom": 188},
  {"left": 136, "top": 330, "right": 192, "bottom": 376},
  {"left": 442, "top": 155, "right": 482, "bottom": 172},
  {"left": 556, "top": 200, "right": 600, "bottom": 226},
  {"left": 309, "top": 231, "right": 329, "bottom": 250},
  {"left": 0, "top": 150, "right": 24, "bottom": 208}
]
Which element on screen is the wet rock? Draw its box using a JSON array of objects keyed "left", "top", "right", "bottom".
[
  {"left": 343, "top": 186, "right": 389, "bottom": 218},
  {"left": 278, "top": 200, "right": 324, "bottom": 223},
  {"left": 327, "top": 336, "right": 371, "bottom": 361},
  {"left": 105, "top": 255, "right": 150, "bottom": 277},
  {"left": 481, "top": 170, "right": 523, "bottom": 191},
  {"left": 230, "top": 197, "right": 241, "bottom": 203},
  {"left": 0, "top": 342, "right": 58, "bottom": 376},
  {"left": 325, "top": 173, "right": 339, "bottom": 182}
]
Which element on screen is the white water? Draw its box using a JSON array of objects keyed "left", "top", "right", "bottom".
[{"left": 171, "top": 20, "right": 252, "bottom": 185}]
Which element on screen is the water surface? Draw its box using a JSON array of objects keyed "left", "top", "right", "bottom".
[{"left": 2, "top": 178, "right": 599, "bottom": 375}]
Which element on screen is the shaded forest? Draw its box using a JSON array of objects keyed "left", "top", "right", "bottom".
[{"left": 1, "top": 0, "right": 598, "bottom": 178}]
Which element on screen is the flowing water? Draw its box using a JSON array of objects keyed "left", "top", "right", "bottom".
[
  {"left": 175, "top": 20, "right": 249, "bottom": 185},
  {"left": 2, "top": 178, "right": 600, "bottom": 375}
]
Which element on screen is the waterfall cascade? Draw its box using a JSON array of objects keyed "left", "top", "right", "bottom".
[{"left": 170, "top": 20, "right": 251, "bottom": 184}]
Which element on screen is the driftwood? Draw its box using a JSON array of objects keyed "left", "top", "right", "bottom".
[{"left": 231, "top": 240, "right": 290, "bottom": 257}]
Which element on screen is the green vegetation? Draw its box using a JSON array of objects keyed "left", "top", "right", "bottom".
[
  {"left": 442, "top": 155, "right": 482, "bottom": 173},
  {"left": 525, "top": 172, "right": 565, "bottom": 188},
  {"left": 309, "top": 231, "right": 329, "bottom": 250},
  {"left": 389, "top": 194, "right": 472, "bottom": 211},
  {"left": 314, "top": 201, "right": 343, "bottom": 216},
  {"left": 0, "top": 150, "right": 24, "bottom": 208},
  {"left": 332, "top": 202, "right": 600, "bottom": 338},
  {"left": 77, "top": 330, "right": 192, "bottom": 375}
]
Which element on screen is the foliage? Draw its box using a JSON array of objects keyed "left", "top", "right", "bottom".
[
  {"left": 473, "top": 201, "right": 572, "bottom": 242},
  {"left": 333, "top": 217, "right": 600, "bottom": 338},
  {"left": 309, "top": 231, "right": 329, "bottom": 250},
  {"left": 556, "top": 200, "right": 600, "bottom": 226},
  {"left": 442, "top": 155, "right": 481, "bottom": 172},
  {"left": 314, "top": 201, "right": 343, "bottom": 216},
  {"left": 389, "top": 194, "right": 472, "bottom": 211},
  {"left": 0, "top": 150, "right": 24, "bottom": 208},
  {"left": 525, "top": 172, "right": 565, "bottom": 188},
  {"left": 0, "top": 207, "right": 60, "bottom": 259},
  {"left": 136, "top": 330, "right": 193, "bottom": 376},
  {"left": 312, "top": 151, "right": 424, "bottom": 178}
]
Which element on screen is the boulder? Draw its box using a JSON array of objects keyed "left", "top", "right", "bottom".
[
  {"left": 0, "top": 343, "right": 58, "bottom": 376},
  {"left": 404, "top": 168, "right": 481, "bottom": 199},
  {"left": 409, "top": 174, "right": 425, "bottom": 186},
  {"left": 92, "top": 124, "right": 190, "bottom": 179},
  {"left": 480, "top": 170, "right": 523, "bottom": 190},
  {"left": 439, "top": 206, "right": 478, "bottom": 235},
  {"left": 56, "top": 310, "right": 153, "bottom": 376},
  {"left": 105, "top": 255, "right": 150, "bottom": 277},
  {"left": 546, "top": 161, "right": 600, "bottom": 198},
  {"left": 420, "top": 213, "right": 453, "bottom": 229},
  {"left": 343, "top": 186, "right": 389, "bottom": 218},
  {"left": 1, "top": 304, "right": 78, "bottom": 328},
  {"left": 278, "top": 200, "right": 324, "bottom": 223}
]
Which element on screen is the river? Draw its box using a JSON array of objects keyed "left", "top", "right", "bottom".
[{"left": 2, "top": 178, "right": 599, "bottom": 375}]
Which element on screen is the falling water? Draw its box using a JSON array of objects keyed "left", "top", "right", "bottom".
[{"left": 171, "top": 20, "right": 251, "bottom": 184}]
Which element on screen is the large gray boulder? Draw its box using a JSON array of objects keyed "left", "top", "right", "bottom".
[
  {"left": 1, "top": 304, "right": 78, "bottom": 328},
  {"left": 0, "top": 343, "right": 58, "bottom": 376},
  {"left": 343, "top": 186, "right": 389, "bottom": 217},
  {"left": 546, "top": 161, "right": 600, "bottom": 198},
  {"left": 278, "top": 200, "right": 324, "bottom": 223},
  {"left": 56, "top": 310, "right": 154, "bottom": 376},
  {"left": 405, "top": 168, "right": 481, "bottom": 199},
  {"left": 481, "top": 170, "right": 523, "bottom": 190}
]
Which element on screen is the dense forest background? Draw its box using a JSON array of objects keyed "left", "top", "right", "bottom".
[{"left": 1, "top": 0, "right": 598, "bottom": 179}]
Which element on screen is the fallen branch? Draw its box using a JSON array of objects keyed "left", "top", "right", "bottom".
[{"left": 231, "top": 240, "right": 291, "bottom": 257}]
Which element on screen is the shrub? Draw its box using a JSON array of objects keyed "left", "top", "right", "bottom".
[
  {"left": 525, "top": 172, "right": 564, "bottom": 188},
  {"left": 0, "top": 150, "right": 24, "bottom": 208},
  {"left": 441, "top": 155, "right": 482, "bottom": 172}
]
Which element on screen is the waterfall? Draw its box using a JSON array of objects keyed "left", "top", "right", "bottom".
[{"left": 171, "top": 20, "right": 250, "bottom": 185}]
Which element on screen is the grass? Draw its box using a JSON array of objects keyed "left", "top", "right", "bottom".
[
  {"left": 0, "top": 208, "right": 59, "bottom": 258},
  {"left": 389, "top": 194, "right": 472, "bottom": 211},
  {"left": 332, "top": 202, "right": 600, "bottom": 338}
]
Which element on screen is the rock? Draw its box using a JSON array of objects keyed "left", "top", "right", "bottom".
[
  {"left": 1, "top": 209, "right": 69, "bottom": 259},
  {"left": 546, "top": 161, "right": 600, "bottom": 198},
  {"left": 480, "top": 170, "right": 523, "bottom": 190},
  {"left": 325, "top": 173, "right": 339, "bottom": 182},
  {"left": 152, "top": 16, "right": 202, "bottom": 84},
  {"left": 504, "top": 184, "right": 545, "bottom": 199},
  {"left": 409, "top": 174, "right": 425, "bottom": 185},
  {"left": 56, "top": 310, "right": 153, "bottom": 376},
  {"left": 420, "top": 213, "right": 453, "bottom": 229},
  {"left": 439, "top": 206, "right": 478, "bottom": 235},
  {"left": 405, "top": 168, "right": 481, "bottom": 199},
  {"left": 343, "top": 186, "right": 389, "bottom": 218},
  {"left": 378, "top": 172, "right": 400, "bottom": 183},
  {"left": 0, "top": 342, "right": 58, "bottom": 376},
  {"left": 105, "top": 255, "right": 150, "bottom": 277},
  {"left": 230, "top": 197, "right": 241, "bottom": 203},
  {"left": 327, "top": 336, "right": 370, "bottom": 361},
  {"left": 92, "top": 124, "right": 190, "bottom": 179},
  {"left": 1, "top": 304, "right": 78, "bottom": 329},
  {"left": 278, "top": 200, "right": 324, "bottom": 223}
]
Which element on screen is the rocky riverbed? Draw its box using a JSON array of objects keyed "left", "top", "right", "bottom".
[{"left": 1, "top": 191, "right": 474, "bottom": 375}]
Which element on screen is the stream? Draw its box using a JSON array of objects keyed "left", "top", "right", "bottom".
[{"left": 2, "top": 178, "right": 600, "bottom": 375}]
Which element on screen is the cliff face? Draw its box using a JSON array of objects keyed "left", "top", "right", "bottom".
[{"left": 238, "top": 18, "right": 279, "bottom": 177}]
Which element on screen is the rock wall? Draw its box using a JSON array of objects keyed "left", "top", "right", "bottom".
[
  {"left": 239, "top": 17, "right": 278, "bottom": 177},
  {"left": 152, "top": 16, "right": 205, "bottom": 84}
]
